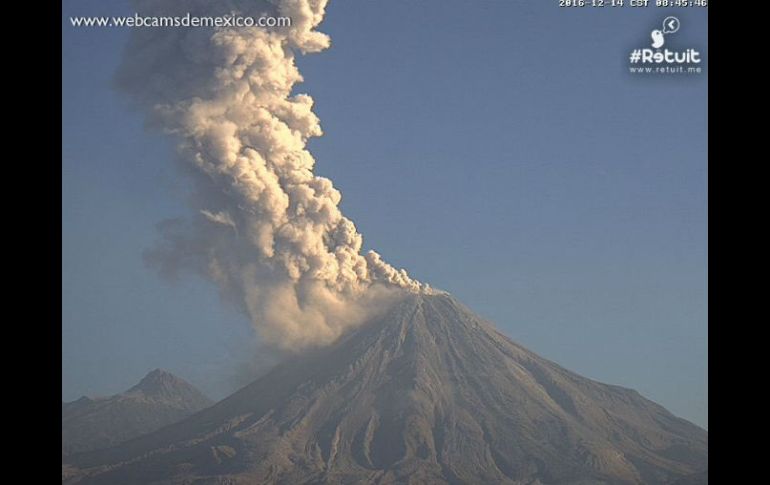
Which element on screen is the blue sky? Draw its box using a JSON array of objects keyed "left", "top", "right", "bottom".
[{"left": 63, "top": 1, "right": 707, "bottom": 428}]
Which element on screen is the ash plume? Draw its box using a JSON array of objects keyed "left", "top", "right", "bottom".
[{"left": 116, "top": 0, "right": 434, "bottom": 350}]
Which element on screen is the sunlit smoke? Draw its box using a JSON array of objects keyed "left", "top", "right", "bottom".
[{"left": 117, "top": 0, "right": 435, "bottom": 350}]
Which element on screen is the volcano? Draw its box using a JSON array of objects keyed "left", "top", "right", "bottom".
[
  {"left": 62, "top": 369, "right": 212, "bottom": 456},
  {"left": 63, "top": 294, "right": 707, "bottom": 484}
]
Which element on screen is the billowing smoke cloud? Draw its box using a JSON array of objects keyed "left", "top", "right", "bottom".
[{"left": 117, "top": 0, "right": 434, "bottom": 350}]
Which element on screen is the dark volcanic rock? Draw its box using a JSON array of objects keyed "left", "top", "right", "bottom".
[
  {"left": 62, "top": 369, "right": 213, "bottom": 455},
  {"left": 63, "top": 294, "right": 707, "bottom": 484},
  {"left": 671, "top": 469, "right": 708, "bottom": 485}
]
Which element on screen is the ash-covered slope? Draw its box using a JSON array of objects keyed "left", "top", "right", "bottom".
[
  {"left": 62, "top": 369, "right": 213, "bottom": 455},
  {"left": 63, "top": 294, "right": 707, "bottom": 484}
]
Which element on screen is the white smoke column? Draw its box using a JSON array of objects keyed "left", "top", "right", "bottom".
[{"left": 116, "top": 0, "right": 434, "bottom": 350}]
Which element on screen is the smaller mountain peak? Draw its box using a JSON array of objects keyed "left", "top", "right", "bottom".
[
  {"left": 130, "top": 369, "right": 187, "bottom": 396},
  {"left": 124, "top": 369, "right": 212, "bottom": 409},
  {"left": 143, "top": 368, "right": 175, "bottom": 382},
  {"left": 63, "top": 370, "right": 213, "bottom": 455}
]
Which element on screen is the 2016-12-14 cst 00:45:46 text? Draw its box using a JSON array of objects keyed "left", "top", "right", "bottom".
[{"left": 559, "top": 0, "right": 707, "bottom": 7}]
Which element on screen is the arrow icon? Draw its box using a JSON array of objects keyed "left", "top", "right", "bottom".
[{"left": 662, "top": 16, "right": 680, "bottom": 34}]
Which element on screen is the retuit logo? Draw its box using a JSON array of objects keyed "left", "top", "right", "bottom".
[{"left": 628, "top": 16, "right": 703, "bottom": 74}]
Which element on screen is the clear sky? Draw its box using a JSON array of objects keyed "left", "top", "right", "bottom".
[{"left": 62, "top": 1, "right": 708, "bottom": 428}]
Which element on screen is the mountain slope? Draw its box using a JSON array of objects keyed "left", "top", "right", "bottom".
[
  {"left": 62, "top": 369, "right": 213, "bottom": 455},
  {"left": 63, "top": 294, "right": 707, "bottom": 484}
]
